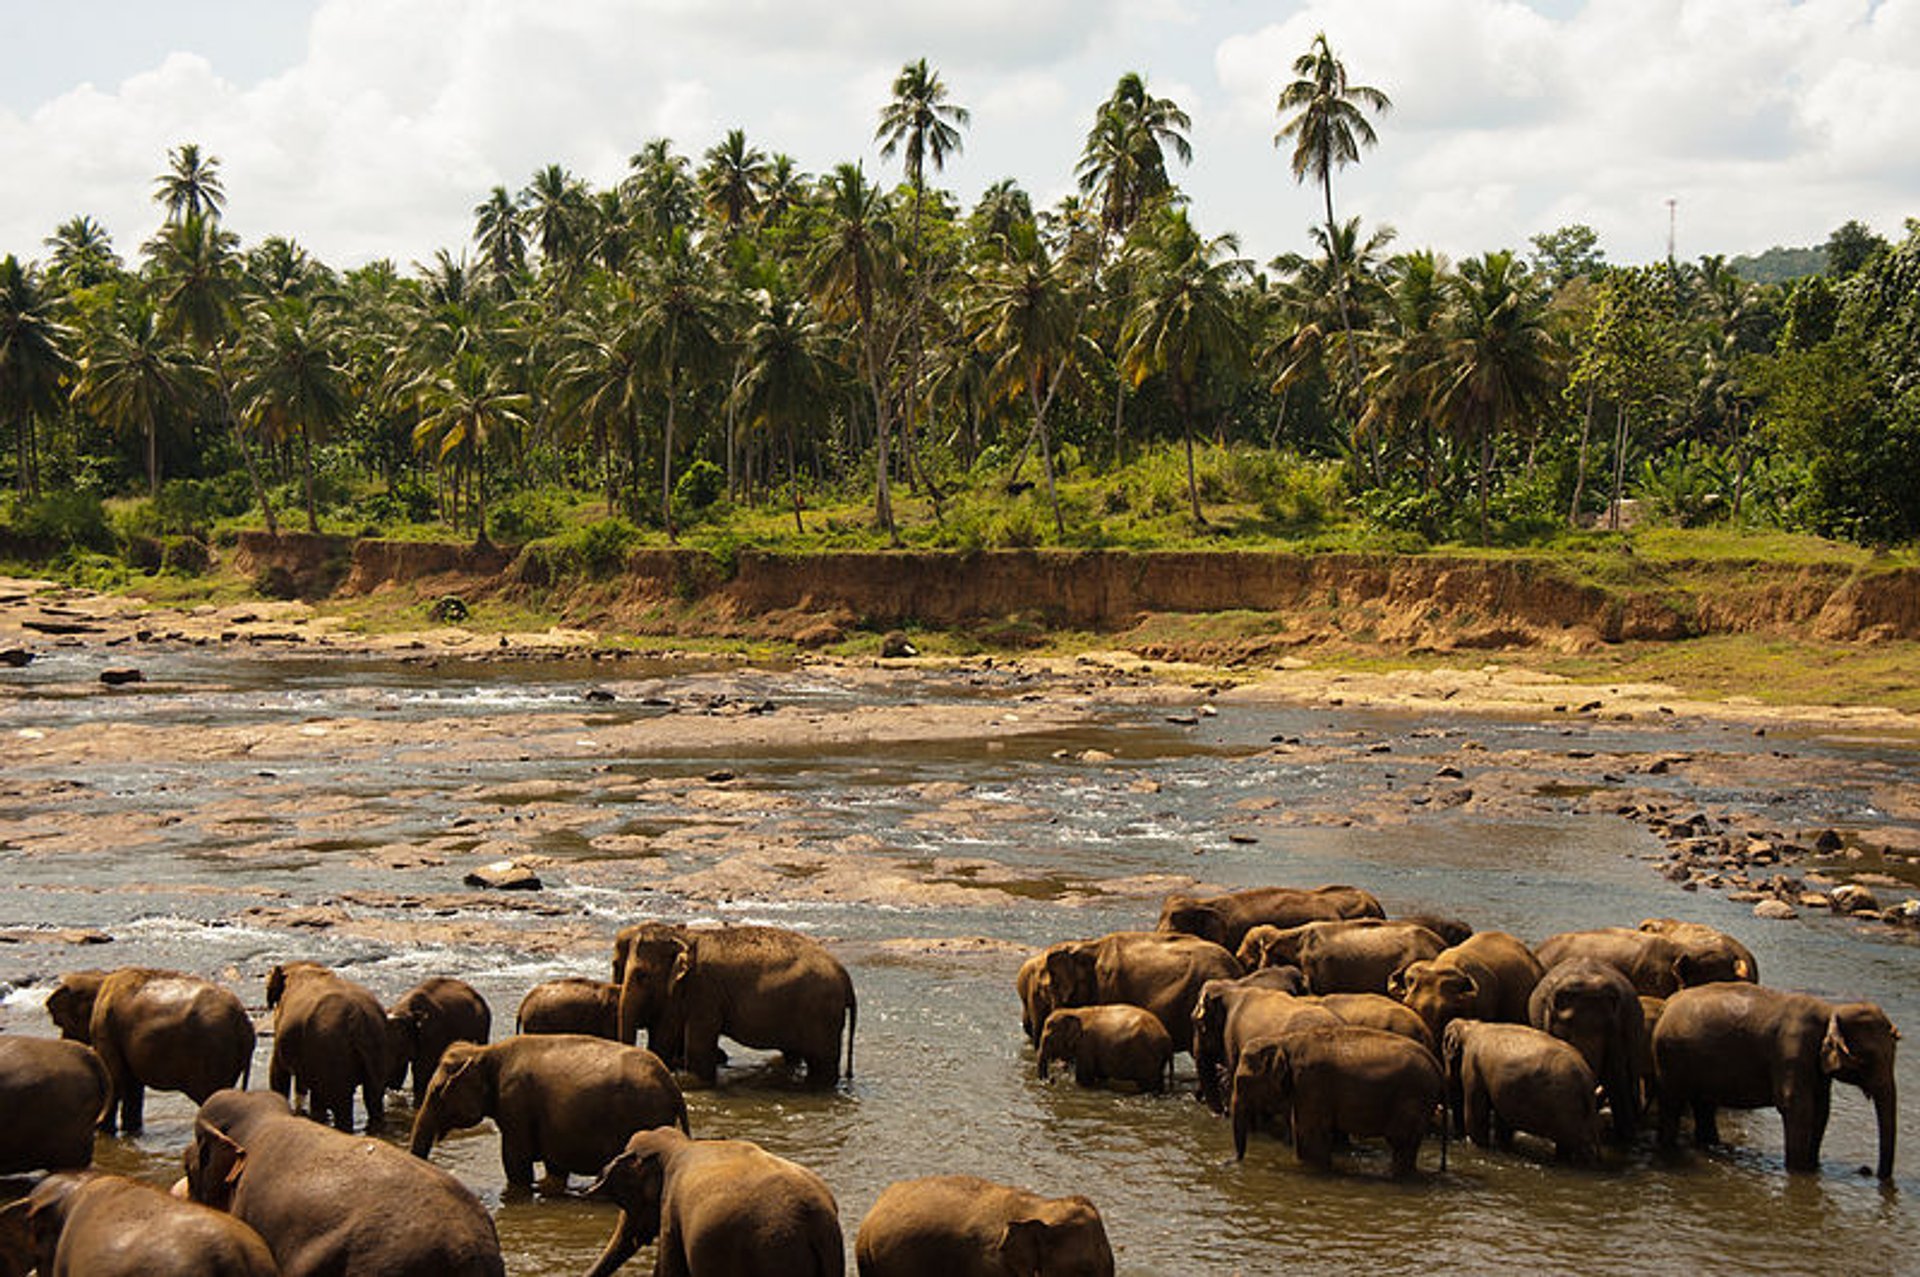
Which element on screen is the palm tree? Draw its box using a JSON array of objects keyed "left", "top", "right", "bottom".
[
  {"left": 733, "top": 290, "right": 834, "bottom": 531},
  {"left": 877, "top": 58, "right": 969, "bottom": 506},
  {"left": 1275, "top": 33, "right": 1391, "bottom": 421},
  {"left": 1120, "top": 208, "right": 1251, "bottom": 525},
  {"left": 244, "top": 236, "right": 327, "bottom": 300},
  {"left": 1357, "top": 248, "right": 1450, "bottom": 490},
  {"left": 154, "top": 143, "right": 226, "bottom": 223},
  {"left": 700, "top": 129, "right": 769, "bottom": 234},
  {"left": 0, "top": 256, "right": 75, "bottom": 496},
  {"left": 633, "top": 229, "right": 727, "bottom": 539},
  {"left": 808, "top": 163, "right": 902, "bottom": 543},
  {"left": 77, "top": 301, "right": 204, "bottom": 497},
  {"left": 759, "top": 154, "right": 806, "bottom": 227},
  {"left": 236, "top": 298, "right": 352, "bottom": 532},
  {"left": 1436, "top": 250, "right": 1558, "bottom": 541},
  {"left": 546, "top": 290, "right": 649, "bottom": 517},
  {"left": 413, "top": 351, "right": 529, "bottom": 544},
  {"left": 521, "top": 164, "right": 591, "bottom": 285},
  {"left": 971, "top": 228, "right": 1086, "bottom": 535},
  {"left": 472, "top": 186, "right": 527, "bottom": 297},
  {"left": 42, "top": 217, "right": 122, "bottom": 293},
  {"left": 626, "top": 140, "right": 697, "bottom": 245},
  {"left": 1076, "top": 72, "right": 1191, "bottom": 237},
  {"left": 145, "top": 209, "right": 277, "bottom": 533}
]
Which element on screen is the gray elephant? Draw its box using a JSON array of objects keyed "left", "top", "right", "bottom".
[
  {"left": 1312, "top": 992, "right": 1436, "bottom": 1052},
  {"left": 0, "top": 1036, "right": 107, "bottom": 1174},
  {"left": 1442, "top": 1019, "right": 1599, "bottom": 1163},
  {"left": 1156, "top": 884, "right": 1383, "bottom": 950},
  {"left": 1230, "top": 1025, "right": 1446, "bottom": 1177},
  {"left": 1654, "top": 983, "right": 1899, "bottom": 1179},
  {"left": 1039, "top": 930, "right": 1241, "bottom": 1053},
  {"left": 1535, "top": 927, "right": 1723, "bottom": 997},
  {"left": 1237, "top": 920, "right": 1445, "bottom": 995},
  {"left": 1528, "top": 957, "right": 1644, "bottom": 1142},
  {"left": 8, "top": 1171, "right": 279, "bottom": 1277},
  {"left": 517, "top": 976, "right": 621, "bottom": 1039},
  {"left": 613, "top": 923, "right": 855, "bottom": 1087},
  {"left": 1191, "top": 978, "right": 1341, "bottom": 1113},
  {"left": 1017, "top": 952, "right": 1049, "bottom": 1047},
  {"left": 1391, "top": 931, "right": 1545, "bottom": 1039},
  {"left": 584, "top": 1127, "right": 842, "bottom": 1276},
  {"left": 1637, "top": 918, "right": 1758, "bottom": 984},
  {"left": 186, "top": 1089, "right": 504, "bottom": 1276},
  {"left": 856, "top": 1175, "right": 1114, "bottom": 1277},
  {"left": 409, "top": 1034, "right": 688, "bottom": 1190},
  {"left": 46, "top": 967, "right": 254, "bottom": 1134},
  {"left": 1037, "top": 1005, "right": 1174, "bottom": 1093},
  {"left": 265, "top": 962, "right": 389, "bottom": 1133},
  {"left": 386, "top": 976, "right": 491, "bottom": 1105}
]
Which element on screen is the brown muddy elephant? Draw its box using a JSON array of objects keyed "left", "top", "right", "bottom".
[
  {"left": 517, "top": 976, "right": 621, "bottom": 1039},
  {"left": 1017, "top": 953, "right": 1050, "bottom": 1047},
  {"left": 1230, "top": 1025, "right": 1446, "bottom": 1177},
  {"left": 1191, "top": 978, "right": 1341, "bottom": 1113},
  {"left": 1637, "top": 918, "right": 1758, "bottom": 984},
  {"left": 0, "top": 1036, "right": 106, "bottom": 1174},
  {"left": 1039, "top": 931, "right": 1241, "bottom": 1054},
  {"left": 264, "top": 962, "right": 388, "bottom": 1133},
  {"left": 1442, "top": 1019, "right": 1599, "bottom": 1163},
  {"left": 584, "top": 1128, "right": 842, "bottom": 1277},
  {"left": 1528, "top": 957, "right": 1644, "bottom": 1142},
  {"left": 385, "top": 976, "right": 491, "bottom": 1105},
  {"left": 46, "top": 967, "right": 254, "bottom": 1134},
  {"left": 1391, "top": 931, "right": 1545, "bottom": 1039},
  {"left": 856, "top": 1175, "right": 1114, "bottom": 1277},
  {"left": 410, "top": 1034, "right": 688, "bottom": 1189},
  {"left": 1037, "top": 1006, "right": 1175, "bottom": 1093},
  {"left": 9, "top": 1171, "right": 280, "bottom": 1277},
  {"left": 1654, "top": 983, "right": 1899, "bottom": 1179},
  {"left": 185, "top": 1089, "right": 505, "bottom": 1277},
  {"left": 1311, "top": 993, "right": 1436, "bottom": 1052},
  {"left": 1536, "top": 926, "right": 1736, "bottom": 998},
  {"left": 1239, "top": 920, "right": 1446, "bottom": 996},
  {"left": 1156, "top": 884, "right": 1384, "bottom": 951},
  {"left": 613, "top": 923, "right": 855, "bottom": 1087}
]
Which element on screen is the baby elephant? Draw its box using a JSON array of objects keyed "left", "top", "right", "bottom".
[
  {"left": 386, "top": 976, "right": 491, "bottom": 1105},
  {"left": 1442, "top": 1019, "right": 1600, "bottom": 1163},
  {"left": 1037, "top": 1006, "right": 1174, "bottom": 1093},
  {"left": 516, "top": 976, "right": 621, "bottom": 1039},
  {"left": 8, "top": 1171, "right": 279, "bottom": 1277},
  {"left": 584, "top": 1127, "right": 842, "bottom": 1276},
  {"left": 857, "top": 1174, "right": 1114, "bottom": 1277},
  {"left": 410, "top": 1034, "right": 688, "bottom": 1191}
]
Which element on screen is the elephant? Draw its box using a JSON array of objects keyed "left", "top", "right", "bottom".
[
  {"left": 1191, "top": 979, "right": 1341, "bottom": 1113},
  {"left": 1441, "top": 1020, "right": 1599, "bottom": 1163},
  {"left": 518, "top": 976, "right": 621, "bottom": 1040},
  {"left": 1637, "top": 918, "right": 1758, "bottom": 985},
  {"left": 1391, "top": 931, "right": 1545, "bottom": 1039},
  {"left": 0, "top": 1036, "right": 106, "bottom": 1174},
  {"left": 264, "top": 962, "right": 389, "bottom": 1132},
  {"left": 1636, "top": 996, "right": 1667, "bottom": 1109},
  {"left": 1528, "top": 958, "right": 1644, "bottom": 1142},
  {"left": 1038, "top": 931, "right": 1241, "bottom": 1053},
  {"left": 1654, "top": 983, "right": 1899, "bottom": 1179},
  {"left": 856, "top": 1175, "right": 1114, "bottom": 1277},
  {"left": 1397, "top": 914, "right": 1475, "bottom": 947},
  {"left": 409, "top": 1034, "right": 689, "bottom": 1190},
  {"left": 1311, "top": 993, "right": 1437, "bottom": 1053},
  {"left": 1535, "top": 927, "right": 1727, "bottom": 997},
  {"left": 185, "top": 1089, "right": 505, "bottom": 1277},
  {"left": 9, "top": 1171, "right": 280, "bottom": 1276},
  {"left": 1156, "top": 884, "right": 1384, "bottom": 950},
  {"left": 1237, "top": 920, "right": 1446, "bottom": 995},
  {"left": 386, "top": 976, "right": 491, "bottom": 1105},
  {"left": 613, "top": 923, "right": 855, "bottom": 1087},
  {"left": 1230, "top": 1025, "right": 1446, "bottom": 1178},
  {"left": 45, "top": 967, "right": 254, "bottom": 1134},
  {"left": 583, "top": 1127, "right": 842, "bottom": 1277},
  {"left": 1017, "top": 953, "right": 1049, "bottom": 1047},
  {"left": 1236, "top": 965, "right": 1310, "bottom": 995},
  {"left": 1036, "top": 1005, "right": 1175, "bottom": 1093}
]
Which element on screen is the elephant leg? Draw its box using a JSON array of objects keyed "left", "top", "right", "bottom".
[
  {"left": 1692, "top": 1100, "right": 1720, "bottom": 1148},
  {"left": 501, "top": 1128, "right": 538, "bottom": 1189},
  {"left": 268, "top": 1046, "right": 292, "bottom": 1102},
  {"left": 120, "top": 1080, "right": 146, "bottom": 1135},
  {"left": 684, "top": 1029, "right": 724, "bottom": 1086},
  {"left": 1493, "top": 1111, "right": 1516, "bottom": 1151},
  {"left": 1780, "top": 1084, "right": 1830, "bottom": 1173},
  {"left": 1074, "top": 1059, "right": 1096, "bottom": 1089},
  {"left": 1656, "top": 1080, "right": 1682, "bottom": 1151},
  {"left": 362, "top": 1078, "right": 385, "bottom": 1130},
  {"left": 1389, "top": 1132, "right": 1421, "bottom": 1178},
  {"left": 1295, "top": 1112, "right": 1335, "bottom": 1170},
  {"left": 1464, "top": 1085, "right": 1492, "bottom": 1149}
]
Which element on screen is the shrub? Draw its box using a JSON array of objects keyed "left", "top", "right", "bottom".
[
  {"left": 3, "top": 492, "right": 112, "bottom": 551},
  {"left": 673, "top": 460, "right": 726, "bottom": 518},
  {"left": 489, "top": 487, "right": 568, "bottom": 541}
]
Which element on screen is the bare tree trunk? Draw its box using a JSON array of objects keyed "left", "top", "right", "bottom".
[
  {"left": 299, "top": 426, "right": 319, "bottom": 533},
  {"left": 1608, "top": 402, "right": 1629, "bottom": 531},
  {"left": 213, "top": 348, "right": 278, "bottom": 537},
  {"left": 1569, "top": 382, "right": 1595, "bottom": 527}
]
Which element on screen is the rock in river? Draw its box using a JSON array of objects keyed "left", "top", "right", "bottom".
[{"left": 464, "top": 859, "right": 544, "bottom": 891}]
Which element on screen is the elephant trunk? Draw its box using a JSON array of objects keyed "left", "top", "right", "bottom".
[
  {"left": 1873, "top": 1078, "right": 1897, "bottom": 1181},
  {"left": 407, "top": 1099, "right": 441, "bottom": 1160},
  {"left": 582, "top": 1213, "right": 644, "bottom": 1277},
  {"left": 616, "top": 975, "right": 645, "bottom": 1047}
]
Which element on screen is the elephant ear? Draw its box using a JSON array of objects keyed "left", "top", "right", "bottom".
[
  {"left": 189, "top": 1124, "right": 247, "bottom": 1212},
  {"left": 1821, "top": 1013, "right": 1859, "bottom": 1077},
  {"left": 997, "top": 1217, "right": 1051, "bottom": 1277},
  {"left": 1388, "top": 963, "right": 1418, "bottom": 999},
  {"left": 265, "top": 965, "right": 287, "bottom": 1008},
  {"left": 666, "top": 943, "right": 695, "bottom": 996}
]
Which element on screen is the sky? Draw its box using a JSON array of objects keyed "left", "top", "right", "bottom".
[{"left": 4, "top": 0, "right": 1916, "bottom": 274}]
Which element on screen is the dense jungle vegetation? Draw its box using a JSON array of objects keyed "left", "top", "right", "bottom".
[{"left": 3, "top": 38, "right": 1918, "bottom": 583}]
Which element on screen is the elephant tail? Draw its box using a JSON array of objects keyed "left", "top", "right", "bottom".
[
  {"left": 842, "top": 978, "right": 857, "bottom": 1082},
  {"left": 1437, "top": 1101, "right": 1449, "bottom": 1174}
]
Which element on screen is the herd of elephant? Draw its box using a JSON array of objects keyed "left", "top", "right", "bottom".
[
  {"left": 0, "top": 883, "right": 1902, "bottom": 1275},
  {"left": 1020, "top": 884, "right": 1900, "bottom": 1184}
]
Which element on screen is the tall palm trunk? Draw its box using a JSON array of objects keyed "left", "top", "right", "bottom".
[
  {"left": 1029, "top": 368, "right": 1064, "bottom": 536},
  {"left": 1175, "top": 377, "right": 1204, "bottom": 526},
  {"left": 661, "top": 344, "right": 679, "bottom": 542},
  {"left": 212, "top": 347, "right": 278, "bottom": 536},
  {"left": 146, "top": 417, "right": 160, "bottom": 498},
  {"left": 299, "top": 425, "right": 319, "bottom": 533},
  {"left": 786, "top": 420, "right": 804, "bottom": 533},
  {"left": 1608, "top": 402, "right": 1629, "bottom": 531},
  {"left": 1323, "top": 177, "right": 1378, "bottom": 482},
  {"left": 1569, "top": 382, "right": 1595, "bottom": 527}
]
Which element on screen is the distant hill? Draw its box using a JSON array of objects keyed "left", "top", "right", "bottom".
[{"left": 1728, "top": 244, "right": 1824, "bottom": 285}]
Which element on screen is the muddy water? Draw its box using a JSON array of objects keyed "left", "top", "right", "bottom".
[{"left": 3, "top": 649, "right": 1918, "bottom": 1275}]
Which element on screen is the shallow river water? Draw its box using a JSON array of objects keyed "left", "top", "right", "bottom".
[{"left": 2, "top": 647, "right": 1917, "bottom": 1275}]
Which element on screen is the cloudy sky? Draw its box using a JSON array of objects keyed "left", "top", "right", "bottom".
[{"left": 4, "top": 0, "right": 1915, "bottom": 274}]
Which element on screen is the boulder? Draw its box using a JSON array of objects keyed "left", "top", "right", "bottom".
[
  {"left": 99, "top": 667, "right": 146, "bottom": 686},
  {"left": 463, "top": 859, "right": 543, "bottom": 891},
  {"left": 1752, "top": 899, "right": 1798, "bottom": 921},
  {"left": 1830, "top": 883, "right": 1881, "bottom": 915}
]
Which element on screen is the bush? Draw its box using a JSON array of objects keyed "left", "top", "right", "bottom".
[
  {"left": 360, "top": 479, "right": 437, "bottom": 528},
  {"left": 489, "top": 487, "right": 568, "bottom": 541},
  {"left": 673, "top": 460, "right": 726, "bottom": 519},
  {"left": 2, "top": 492, "right": 112, "bottom": 551}
]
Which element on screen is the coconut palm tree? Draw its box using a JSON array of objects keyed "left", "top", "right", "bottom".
[
  {"left": 42, "top": 217, "right": 122, "bottom": 294},
  {"left": 236, "top": 297, "right": 352, "bottom": 532},
  {"left": 0, "top": 256, "right": 75, "bottom": 496},
  {"left": 1275, "top": 33, "right": 1391, "bottom": 418},
  {"left": 733, "top": 289, "right": 834, "bottom": 531},
  {"left": 1076, "top": 72, "right": 1191, "bottom": 237},
  {"left": 154, "top": 143, "right": 226, "bottom": 223},
  {"left": 626, "top": 140, "right": 697, "bottom": 246},
  {"left": 76, "top": 301, "right": 204, "bottom": 498},
  {"left": 1120, "top": 208, "right": 1251, "bottom": 526},
  {"left": 546, "top": 288, "right": 649, "bottom": 517},
  {"left": 472, "top": 186, "right": 527, "bottom": 297},
  {"left": 521, "top": 164, "right": 591, "bottom": 285},
  {"left": 700, "top": 129, "right": 769, "bottom": 234},
  {"left": 413, "top": 350, "right": 529, "bottom": 544},
  {"left": 633, "top": 229, "right": 727, "bottom": 540}
]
